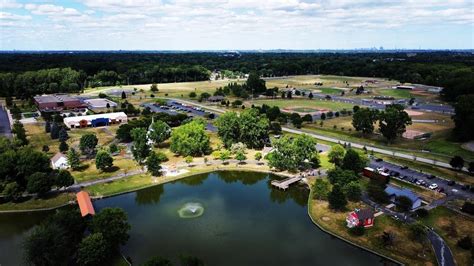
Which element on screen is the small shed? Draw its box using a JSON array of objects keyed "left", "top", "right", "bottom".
[
  {"left": 346, "top": 208, "right": 375, "bottom": 228},
  {"left": 51, "top": 152, "right": 69, "bottom": 169},
  {"left": 76, "top": 191, "right": 95, "bottom": 217}
]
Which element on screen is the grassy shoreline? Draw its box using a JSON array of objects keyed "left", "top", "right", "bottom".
[
  {"left": 0, "top": 163, "right": 281, "bottom": 212},
  {"left": 307, "top": 184, "right": 436, "bottom": 266}
]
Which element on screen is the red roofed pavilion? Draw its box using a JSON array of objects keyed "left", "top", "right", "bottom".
[{"left": 76, "top": 191, "right": 95, "bottom": 217}]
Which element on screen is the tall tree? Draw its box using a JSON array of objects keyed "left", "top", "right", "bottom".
[
  {"left": 26, "top": 172, "right": 53, "bottom": 196},
  {"left": 379, "top": 104, "right": 412, "bottom": 143},
  {"left": 95, "top": 150, "right": 114, "bottom": 171},
  {"left": 79, "top": 134, "right": 98, "bottom": 156},
  {"left": 146, "top": 151, "right": 162, "bottom": 176},
  {"left": 67, "top": 148, "right": 81, "bottom": 170},
  {"left": 268, "top": 134, "right": 319, "bottom": 171},
  {"left": 341, "top": 149, "right": 368, "bottom": 173},
  {"left": 313, "top": 179, "right": 330, "bottom": 200},
  {"left": 352, "top": 108, "right": 378, "bottom": 135},
  {"left": 449, "top": 156, "right": 464, "bottom": 170},
  {"left": 90, "top": 208, "right": 131, "bottom": 250},
  {"left": 148, "top": 120, "right": 171, "bottom": 145},
  {"left": 328, "top": 144, "right": 345, "bottom": 166},
  {"left": 245, "top": 72, "right": 266, "bottom": 95},
  {"left": 12, "top": 121, "right": 28, "bottom": 146},
  {"left": 452, "top": 94, "right": 474, "bottom": 141},
  {"left": 58, "top": 127, "right": 69, "bottom": 142},
  {"left": 170, "top": 119, "right": 210, "bottom": 156},
  {"left": 216, "top": 111, "right": 241, "bottom": 148},
  {"left": 328, "top": 184, "right": 347, "bottom": 210},
  {"left": 131, "top": 127, "right": 150, "bottom": 164},
  {"left": 77, "top": 233, "right": 110, "bottom": 266}
]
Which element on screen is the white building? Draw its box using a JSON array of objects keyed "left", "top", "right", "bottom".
[
  {"left": 51, "top": 152, "right": 69, "bottom": 169},
  {"left": 63, "top": 112, "right": 128, "bottom": 129}
]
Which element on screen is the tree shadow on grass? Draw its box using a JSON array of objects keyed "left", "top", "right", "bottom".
[{"left": 103, "top": 166, "right": 120, "bottom": 173}]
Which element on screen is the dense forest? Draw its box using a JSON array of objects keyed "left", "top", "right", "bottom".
[{"left": 0, "top": 51, "right": 472, "bottom": 101}]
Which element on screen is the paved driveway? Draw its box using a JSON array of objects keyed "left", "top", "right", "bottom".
[{"left": 0, "top": 105, "right": 12, "bottom": 138}]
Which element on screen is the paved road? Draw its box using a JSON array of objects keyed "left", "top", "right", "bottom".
[
  {"left": 427, "top": 229, "right": 456, "bottom": 266},
  {"left": 0, "top": 105, "right": 12, "bottom": 138},
  {"left": 167, "top": 98, "right": 468, "bottom": 173}
]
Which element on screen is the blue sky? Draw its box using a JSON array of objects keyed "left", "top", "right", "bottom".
[{"left": 1, "top": 0, "right": 473, "bottom": 50}]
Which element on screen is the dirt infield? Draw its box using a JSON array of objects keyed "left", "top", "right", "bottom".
[
  {"left": 405, "top": 110, "right": 424, "bottom": 116},
  {"left": 402, "top": 129, "right": 429, "bottom": 139},
  {"left": 283, "top": 106, "right": 330, "bottom": 115}
]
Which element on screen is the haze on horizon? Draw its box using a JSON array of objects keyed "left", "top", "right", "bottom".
[{"left": 0, "top": 0, "right": 473, "bottom": 51}]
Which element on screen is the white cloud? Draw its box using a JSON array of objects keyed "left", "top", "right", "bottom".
[
  {"left": 0, "top": 11, "right": 31, "bottom": 21},
  {"left": 0, "top": 0, "right": 22, "bottom": 9},
  {"left": 25, "top": 4, "right": 82, "bottom": 17},
  {"left": 2, "top": 0, "right": 473, "bottom": 50}
]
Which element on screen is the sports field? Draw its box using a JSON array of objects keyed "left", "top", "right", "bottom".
[{"left": 248, "top": 98, "right": 355, "bottom": 111}]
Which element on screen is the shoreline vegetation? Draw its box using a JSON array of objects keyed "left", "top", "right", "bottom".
[
  {"left": 307, "top": 184, "right": 436, "bottom": 266},
  {"left": 0, "top": 163, "right": 292, "bottom": 212}
]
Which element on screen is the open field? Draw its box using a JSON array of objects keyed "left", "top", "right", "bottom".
[
  {"left": 85, "top": 79, "right": 243, "bottom": 98},
  {"left": 308, "top": 196, "right": 436, "bottom": 265},
  {"left": 247, "top": 98, "right": 355, "bottom": 111},
  {"left": 421, "top": 207, "right": 474, "bottom": 266}
]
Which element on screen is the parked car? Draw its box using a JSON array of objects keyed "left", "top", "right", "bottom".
[
  {"left": 400, "top": 166, "right": 409, "bottom": 170},
  {"left": 447, "top": 180, "right": 456, "bottom": 186},
  {"left": 461, "top": 185, "right": 470, "bottom": 191},
  {"left": 400, "top": 175, "right": 407, "bottom": 180},
  {"left": 429, "top": 183, "right": 438, "bottom": 190},
  {"left": 412, "top": 178, "right": 418, "bottom": 184},
  {"left": 375, "top": 158, "right": 383, "bottom": 162},
  {"left": 427, "top": 175, "right": 436, "bottom": 179},
  {"left": 437, "top": 187, "right": 445, "bottom": 193},
  {"left": 416, "top": 180, "right": 423, "bottom": 185}
]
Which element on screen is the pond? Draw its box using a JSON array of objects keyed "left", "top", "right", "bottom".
[{"left": 0, "top": 171, "right": 386, "bottom": 265}]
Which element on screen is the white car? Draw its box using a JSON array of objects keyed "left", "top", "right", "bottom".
[{"left": 429, "top": 183, "right": 438, "bottom": 190}]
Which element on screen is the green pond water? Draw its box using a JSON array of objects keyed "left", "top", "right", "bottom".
[{"left": 0, "top": 171, "right": 388, "bottom": 265}]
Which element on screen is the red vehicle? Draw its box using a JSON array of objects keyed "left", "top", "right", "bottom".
[{"left": 362, "top": 167, "right": 390, "bottom": 183}]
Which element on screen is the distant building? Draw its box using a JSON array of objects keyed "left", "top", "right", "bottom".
[
  {"left": 207, "top": 96, "right": 225, "bottom": 102},
  {"left": 385, "top": 186, "right": 422, "bottom": 210},
  {"left": 346, "top": 208, "right": 375, "bottom": 228},
  {"left": 395, "top": 85, "right": 415, "bottom": 90},
  {"left": 76, "top": 191, "right": 95, "bottom": 217},
  {"left": 63, "top": 112, "right": 128, "bottom": 129},
  {"left": 34, "top": 94, "right": 86, "bottom": 112},
  {"left": 51, "top": 152, "right": 69, "bottom": 169},
  {"left": 84, "top": 98, "right": 118, "bottom": 111}
]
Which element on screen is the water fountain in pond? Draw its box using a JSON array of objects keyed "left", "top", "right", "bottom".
[{"left": 177, "top": 202, "right": 204, "bottom": 218}]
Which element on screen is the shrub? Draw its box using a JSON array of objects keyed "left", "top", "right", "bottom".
[
  {"left": 457, "top": 236, "right": 472, "bottom": 250},
  {"left": 349, "top": 225, "right": 365, "bottom": 236},
  {"left": 415, "top": 208, "right": 429, "bottom": 218}
]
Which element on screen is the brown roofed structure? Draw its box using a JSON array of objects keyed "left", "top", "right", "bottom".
[{"left": 76, "top": 191, "right": 95, "bottom": 217}]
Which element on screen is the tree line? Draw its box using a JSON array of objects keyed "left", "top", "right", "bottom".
[{"left": 0, "top": 51, "right": 472, "bottom": 101}]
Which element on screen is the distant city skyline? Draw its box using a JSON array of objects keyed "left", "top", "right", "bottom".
[{"left": 1, "top": 0, "right": 473, "bottom": 50}]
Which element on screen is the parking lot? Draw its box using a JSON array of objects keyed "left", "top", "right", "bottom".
[
  {"left": 370, "top": 159, "right": 473, "bottom": 199},
  {"left": 142, "top": 101, "right": 217, "bottom": 132}
]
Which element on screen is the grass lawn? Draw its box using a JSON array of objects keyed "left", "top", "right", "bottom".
[
  {"left": 308, "top": 197, "right": 436, "bottom": 265},
  {"left": 72, "top": 156, "right": 140, "bottom": 182},
  {"left": 85, "top": 79, "right": 243, "bottom": 99},
  {"left": 319, "top": 87, "right": 344, "bottom": 95},
  {"left": 376, "top": 88, "right": 413, "bottom": 98},
  {"left": 0, "top": 193, "right": 75, "bottom": 211},
  {"left": 248, "top": 98, "right": 354, "bottom": 111},
  {"left": 421, "top": 207, "right": 474, "bottom": 266}
]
